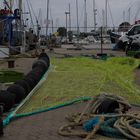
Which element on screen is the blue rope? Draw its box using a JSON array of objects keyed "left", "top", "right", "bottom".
[
  {"left": 99, "top": 118, "right": 125, "bottom": 139},
  {"left": 83, "top": 117, "right": 100, "bottom": 132},
  {"left": 3, "top": 97, "right": 91, "bottom": 126}
]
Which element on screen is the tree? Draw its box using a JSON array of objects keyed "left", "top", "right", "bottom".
[{"left": 57, "top": 27, "right": 67, "bottom": 37}]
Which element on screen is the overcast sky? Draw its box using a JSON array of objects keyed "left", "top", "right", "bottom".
[
  {"left": 1, "top": 0, "right": 140, "bottom": 32},
  {"left": 27, "top": 0, "right": 140, "bottom": 27}
]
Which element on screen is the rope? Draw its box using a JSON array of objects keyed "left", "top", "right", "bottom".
[{"left": 58, "top": 94, "right": 140, "bottom": 140}]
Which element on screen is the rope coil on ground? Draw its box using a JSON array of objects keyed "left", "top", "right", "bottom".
[{"left": 58, "top": 94, "right": 140, "bottom": 140}]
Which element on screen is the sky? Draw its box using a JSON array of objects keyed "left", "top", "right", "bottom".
[
  {"left": 28, "top": 0, "right": 140, "bottom": 27},
  {"left": 1, "top": 0, "right": 140, "bottom": 33}
]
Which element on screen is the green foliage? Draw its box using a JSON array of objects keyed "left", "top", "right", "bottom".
[
  {"left": 18, "top": 57, "right": 140, "bottom": 114},
  {"left": 0, "top": 71, "right": 24, "bottom": 83},
  {"left": 127, "top": 51, "right": 140, "bottom": 56}
]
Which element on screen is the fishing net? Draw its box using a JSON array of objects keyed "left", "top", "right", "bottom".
[{"left": 17, "top": 57, "right": 140, "bottom": 114}]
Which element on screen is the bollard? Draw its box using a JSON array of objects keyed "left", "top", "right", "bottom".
[{"left": 8, "top": 59, "right": 15, "bottom": 68}]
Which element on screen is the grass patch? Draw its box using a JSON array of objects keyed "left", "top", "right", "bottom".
[
  {"left": 18, "top": 57, "right": 140, "bottom": 114},
  {"left": 0, "top": 71, "right": 24, "bottom": 83}
]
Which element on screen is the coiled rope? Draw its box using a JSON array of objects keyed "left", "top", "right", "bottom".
[{"left": 58, "top": 93, "right": 140, "bottom": 140}]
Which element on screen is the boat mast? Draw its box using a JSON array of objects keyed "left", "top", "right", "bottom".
[
  {"left": 50, "top": 8, "right": 54, "bottom": 33},
  {"left": 128, "top": 7, "right": 131, "bottom": 23},
  {"left": 84, "top": 0, "right": 87, "bottom": 33},
  {"left": 68, "top": 3, "right": 71, "bottom": 31},
  {"left": 19, "top": 0, "right": 23, "bottom": 28},
  {"left": 9, "top": 0, "right": 13, "bottom": 9},
  {"left": 93, "top": 0, "right": 97, "bottom": 30},
  {"left": 123, "top": 11, "right": 125, "bottom": 22},
  {"left": 46, "top": 0, "right": 50, "bottom": 45},
  {"left": 105, "top": 0, "right": 108, "bottom": 31},
  {"left": 76, "top": 0, "right": 79, "bottom": 40},
  {"left": 19, "top": 0, "right": 25, "bottom": 52}
]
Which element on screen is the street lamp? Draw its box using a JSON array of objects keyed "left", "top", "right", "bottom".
[{"left": 65, "top": 11, "right": 70, "bottom": 43}]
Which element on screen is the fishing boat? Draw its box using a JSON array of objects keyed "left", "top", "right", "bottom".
[{"left": 0, "top": 0, "right": 39, "bottom": 58}]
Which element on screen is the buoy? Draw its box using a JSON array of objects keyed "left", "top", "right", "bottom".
[
  {"left": 15, "top": 80, "right": 31, "bottom": 95},
  {"left": 7, "top": 84, "right": 25, "bottom": 104},
  {"left": 0, "top": 91, "right": 15, "bottom": 112},
  {"left": 24, "top": 77, "right": 37, "bottom": 91},
  {"left": 0, "top": 106, "right": 3, "bottom": 137},
  {"left": 32, "top": 59, "right": 48, "bottom": 72}
]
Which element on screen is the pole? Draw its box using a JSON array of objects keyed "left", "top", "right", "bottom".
[
  {"left": 46, "top": 0, "right": 50, "bottom": 47},
  {"left": 101, "top": 27, "right": 103, "bottom": 54},
  {"left": 102, "top": 9, "right": 105, "bottom": 28}
]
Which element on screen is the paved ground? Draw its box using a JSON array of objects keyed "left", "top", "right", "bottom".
[
  {"left": 3, "top": 101, "right": 138, "bottom": 140},
  {"left": 0, "top": 46, "right": 139, "bottom": 140},
  {"left": 0, "top": 58, "right": 36, "bottom": 75}
]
